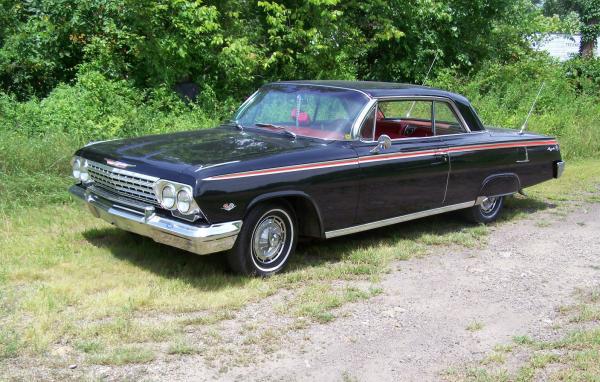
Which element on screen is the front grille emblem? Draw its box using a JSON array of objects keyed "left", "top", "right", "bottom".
[{"left": 105, "top": 159, "right": 136, "bottom": 169}]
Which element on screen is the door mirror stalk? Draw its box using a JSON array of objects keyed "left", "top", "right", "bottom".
[{"left": 370, "top": 134, "right": 392, "bottom": 154}]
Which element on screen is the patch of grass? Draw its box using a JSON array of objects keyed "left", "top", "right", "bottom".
[
  {"left": 466, "top": 321, "right": 484, "bottom": 332},
  {"left": 88, "top": 345, "right": 156, "bottom": 365},
  {"left": 513, "top": 335, "right": 535, "bottom": 346},
  {"left": 493, "top": 344, "right": 514, "bottom": 354},
  {"left": 74, "top": 339, "right": 103, "bottom": 354},
  {"left": 481, "top": 352, "right": 506, "bottom": 365},
  {"left": 167, "top": 338, "right": 199, "bottom": 355},
  {"left": 570, "top": 305, "right": 600, "bottom": 323},
  {"left": 0, "top": 328, "right": 20, "bottom": 359},
  {"left": 534, "top": 221, "right": 551, "bottom": 228},
  {"left": 459, "top": 285, "right": 600, "bottom": 382},
  {"left": 289, "top": 285, "right": 381, "bottom": 323}
]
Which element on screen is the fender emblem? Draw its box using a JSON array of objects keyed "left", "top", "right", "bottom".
[
  {"left": 547, "top": 145, "right": 559, "bottom": 152},
  {"left": 106, "top": 159, "right": 136, "bottom": 169},
  {"left": 221, "top": 203, "right": 236, "bottom": 211}
]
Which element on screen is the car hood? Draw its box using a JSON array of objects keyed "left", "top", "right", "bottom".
[{"left": 78, "top": 127, "right": 314, "bottom": 171}]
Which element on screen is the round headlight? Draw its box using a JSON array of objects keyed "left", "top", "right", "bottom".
[
  {"left": 176, "top": 189, "right": 193, "bottom": 214},
  {"left": 161, "top": 185, "right": 176, "bottom": 209},
  {"left": 72, "top": 158, "right": 81, "bottom": 180},
  {"left": 79, "top": 160, "right": 89, "bottom": 182}
]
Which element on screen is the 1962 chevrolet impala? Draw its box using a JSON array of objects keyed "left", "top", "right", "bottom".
[{"left": 69, "top": 81, "right": 565, "bottom": 276}]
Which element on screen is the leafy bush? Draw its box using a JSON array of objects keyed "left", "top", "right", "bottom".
[
  {"left": 0, "top": 71, "right": 219, "bottom": 212},
  {"left": 432, "top": 56, "right": 600, "bottom": 159},
  {"left": 0, "top": 71, "right": 218, "bottom": 141}
]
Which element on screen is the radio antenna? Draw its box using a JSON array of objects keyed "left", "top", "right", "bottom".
[
  {"left": 407, "top": 52, "right": 438, "bottom": 117},
  {"left": 519, "top": 81, "right": 545, "bottom": 135}
]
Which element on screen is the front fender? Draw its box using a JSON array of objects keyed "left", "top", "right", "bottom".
[{"left": 246, "top": 191, "right": 325, "bottom": 238}]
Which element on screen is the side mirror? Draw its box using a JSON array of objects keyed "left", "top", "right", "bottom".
[{"left": 370, "top": 134, "right": 392, "bottom": 154}]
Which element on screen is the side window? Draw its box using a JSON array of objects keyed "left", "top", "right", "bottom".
[
  {"left": 434, "top": 102, "right": 466, "bottom": 135},
  {"left": 373, "top": 100, "right": 433, "bottom": 140},
  {"left": 379, "top": 100, "right": 431, "bottom": 120}
]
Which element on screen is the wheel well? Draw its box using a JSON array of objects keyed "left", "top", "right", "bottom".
[
  {"left": 247, "top": 195, "right": 323, "bottom": 239},
  {"left": 479, "top": 173, "right": 521, "bottom": 198}
]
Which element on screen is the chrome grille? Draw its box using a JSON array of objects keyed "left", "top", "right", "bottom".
[{"left": 87, "top": 160, "right": 159, "bottom": 205}]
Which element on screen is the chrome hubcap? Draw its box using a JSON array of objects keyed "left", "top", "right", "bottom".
[
  {"left": 480, "top": 196, "right": 499, "bottom": 214},
  {"left": 252, "top": 215, "right": 287, "bottom": 264}
]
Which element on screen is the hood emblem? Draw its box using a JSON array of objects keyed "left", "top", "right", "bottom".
[
  {"left": 106, "top": 159, "right": 136, "bottom": 169},
  {"left": 221, "top": 203, "right": 236, "bottom": 211}
]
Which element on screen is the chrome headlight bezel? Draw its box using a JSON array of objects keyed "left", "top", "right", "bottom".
[
  {"left": 160, "top": 184, "right": 177, "bottom": 209},
  {"left": 72, "top": 157, "right": 82, "bottom": 180},
  {"left": 176, "top": 189, "right": 193, "bottom": 214},
  {"left": 154, "top": 180, "right": 200, "bottom": 215},
  {"left": 71, "top": 156, "right": 91, "bottom": 183}
]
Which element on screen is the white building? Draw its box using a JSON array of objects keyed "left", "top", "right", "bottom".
[{"left": 534, "top": 33, "right": 600, "bottom": 61}]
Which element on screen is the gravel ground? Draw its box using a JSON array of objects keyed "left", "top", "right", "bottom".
[
  {"left": 151, "top": 202, "right": 600, "bottom": 382},
  {"left": 5, "top": 201, "right": 600, "bottom": 381}
]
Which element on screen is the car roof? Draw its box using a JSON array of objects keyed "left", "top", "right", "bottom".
[{"left": 272, "top": 80, "right": 470, "bottom": 104}]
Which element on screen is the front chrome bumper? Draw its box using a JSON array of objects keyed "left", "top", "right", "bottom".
[
  {"left": 69, "top": 185, "right": 241, "bottom": 255},
  {"left": 554, "top": 160, "right": 565, "bottom": 179}
]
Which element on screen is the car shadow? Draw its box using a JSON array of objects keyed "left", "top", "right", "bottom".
[
  {"left": 82, "top": 196, "right": 555, "bottom": 282},
  {"left": 82, "top": 227, "right": 253, "bottom": 290}
]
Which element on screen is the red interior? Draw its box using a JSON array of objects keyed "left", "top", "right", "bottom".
[
  {"left": 291, "top": 108, "right": 311, "bottom": 125},
  {"left": 374, "top": 119, "right": 434, "bottom": 140}
]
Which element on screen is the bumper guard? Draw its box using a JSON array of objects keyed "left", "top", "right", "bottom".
[{"left": 69, "top": 185, "right": 241, "bottom": 255}]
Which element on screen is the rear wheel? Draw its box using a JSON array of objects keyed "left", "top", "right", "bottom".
[
  {"left": 227, "top": 203, "right": 297, "bottom": 276},
  {"left": 463, "top": 196, "right": 504, "bottom": 224}
]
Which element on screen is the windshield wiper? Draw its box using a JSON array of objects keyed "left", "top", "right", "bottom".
[{"left": 255, "top": 123, "right": 296, "bottom": 139}]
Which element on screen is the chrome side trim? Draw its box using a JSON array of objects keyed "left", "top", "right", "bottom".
[
  {"left": 324, "top": 201, "right": 476, "bottom": 239},
  {"left": 69, "top": 185, "right": 241, "bottom": 255}
]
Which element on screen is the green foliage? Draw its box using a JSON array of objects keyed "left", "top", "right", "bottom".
[
  {"left": 543, "top": 0, "right": 600, "bottom": 55},
  {"left": 432, "top": 55, "right": 600, "bottom": 159},
  {"left": 0, "top": 0, "right": 557, "bottom": 100},
  {"left": 0, "top": 70, "right": 217, "bottom": 212}
]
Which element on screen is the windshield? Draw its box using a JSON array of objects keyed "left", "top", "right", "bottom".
[{"left": 235, "top": 84, "right": 370, "bottom": 140}]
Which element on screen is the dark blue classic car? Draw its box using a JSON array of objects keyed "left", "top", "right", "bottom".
[{"left": 69, "top": 81, "right": 564, "bottom": 276}]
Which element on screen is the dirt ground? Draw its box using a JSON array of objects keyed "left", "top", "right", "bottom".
[
  {"left": 5, "top": 201, "right": 600, "bottom": 381},
  {"left": 64, "top": 201, "right": 597, "bottom": 382}
]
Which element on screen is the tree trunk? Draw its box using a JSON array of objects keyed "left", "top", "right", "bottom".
[{"left": 580, "top": 18, "right": 598, "bottom": 58}]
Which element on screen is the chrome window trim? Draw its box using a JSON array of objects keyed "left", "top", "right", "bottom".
[
  {"left": 351, "top": 99, "right": 378, "bottom": 141},
  {"left": 236, "top": 84, "right": 373, "bottom": 141},
  {"left": 275, "top": 82, "right": 374, "bottom": 99},
  {"left": 351, "top": 96, "right": 477, "bottom": 142},
  {"left": 325, "top": 201, "right": 476, "bottom": 239},
  {"left": 233, "top": 90, "right": 260, "bottom": 121}
]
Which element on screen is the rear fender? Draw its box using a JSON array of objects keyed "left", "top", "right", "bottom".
[{"left": 479, "top": 173, "right": 521, "bottom": 198}]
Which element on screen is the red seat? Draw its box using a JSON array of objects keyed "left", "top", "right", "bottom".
[
  {"left": 291, "top": 108, "right": 311, "bottom": 125},
  {"left": 374, "top": 119, "right": 433, "bottom": 139}
]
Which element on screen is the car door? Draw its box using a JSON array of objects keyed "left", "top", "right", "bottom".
[{"left": 353, "top": 99, "right": 450, "bottom": 224}]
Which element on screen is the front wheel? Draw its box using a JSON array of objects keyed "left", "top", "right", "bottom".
[
  {"left": 463, "top": 196, "right": 504, "bottom": 224},
  {"left": 227, "top": 203, "right": 298, "bottom": 276}
]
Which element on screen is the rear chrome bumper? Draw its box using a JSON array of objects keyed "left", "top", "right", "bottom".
[
  {"left": 554, "top": 160, "right": 565, "bottom": 179},
  {"left": 69, "top": 185, "right": 241, "bottom": 255}
]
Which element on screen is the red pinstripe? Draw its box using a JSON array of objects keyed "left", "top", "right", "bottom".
[{"left": 203, "top": 139, "right": 558, "bottom": 181}]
